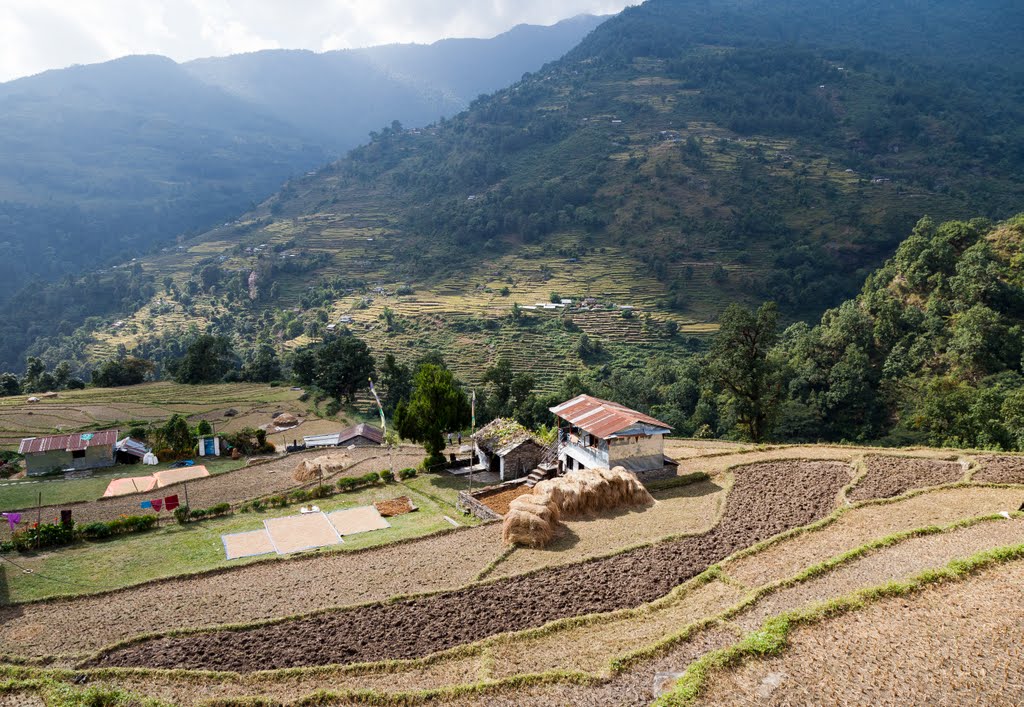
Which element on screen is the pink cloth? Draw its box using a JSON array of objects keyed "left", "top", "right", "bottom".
[{"left": 151, "top": 499, "right": 164, "bottom": 512}]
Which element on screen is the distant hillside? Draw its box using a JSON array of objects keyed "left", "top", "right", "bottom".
[
  {"left": 12, "top": 0, "right": 1024, "bottom": 396},
  {"left": 184, "top": 15, "right": 607, "bottom": 149},
  {"left": 0, "top": 16, "right": 606, "bottom": 370}
]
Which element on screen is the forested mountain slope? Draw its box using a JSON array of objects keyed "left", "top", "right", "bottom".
[
  {"left": 0, "top": 16, "right": 605, "bottom": 371},
  {"left": 18, "top": 0, "right": 1024, "bottom": 398}
]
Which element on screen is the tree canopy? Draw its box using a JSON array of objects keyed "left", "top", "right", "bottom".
[{"left": 394, "top": 363, "right": 470, "bottom": 459}]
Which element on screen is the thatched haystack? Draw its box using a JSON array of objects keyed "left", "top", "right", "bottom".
[
  {"left": 501, "top": 466, "right": 654, "bottom": 547},
  {"left": 292, "top": 459, "right": 320, "bottom": 483},
  {"left": 292, "top": 453, "right": 348, "bottom": 483},
  {"left": 501, "top": 505, "right": 555, "bottom": 547},
  {"left": 273, "top": 412, "right": 300, "bottom": 429}
]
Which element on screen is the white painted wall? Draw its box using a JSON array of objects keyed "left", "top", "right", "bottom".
[{"left": 608, "top": 434, "right": 663, "bottom": 464}]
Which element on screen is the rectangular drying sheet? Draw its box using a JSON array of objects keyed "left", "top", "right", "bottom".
[
  {"left": 264, "top": 511, "right": 342, "bottom": 554},
  {"left": 222, "top": 528, "right": 276, "bottom": 560},
  {"left": 326, "top": 506, "right": 391, "bottom": 536}
]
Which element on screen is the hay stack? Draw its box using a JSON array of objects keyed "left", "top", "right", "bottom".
[
  {"left": 274, "top": 412, "right": 299, "bottom": 428},
  {"left": 501, "top": 506, "right": 555, "bottom": 547},
  {"left": 312, "top": 454, "right": 347, "bottom": 475},
  {"left": 292, "top": 459, "right": 320, "bottom": 483},
  {"left": 291, "top": 453, "right": 348, "bottom": 482},
  {"left": 501, "top": 466, "right": 654, "bottom": 546}
]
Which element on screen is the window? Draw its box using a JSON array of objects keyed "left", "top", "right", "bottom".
[{"left": 71, "top": 450, "right": 86, "bottom": 459}]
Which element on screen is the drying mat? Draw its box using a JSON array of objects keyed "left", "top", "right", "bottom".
[
  {"left": 222, "top": 529, "right": 275, "bottom": 560},
  {"left": 264, "top": 512, "right": 342, "bottom": 554},
  {"left": 102, "top": 475, "right": 157, "bottom": 497},
  {"left": 153, "top": 465, "right": 210, "bottom": 487},
  {"left": 327, "top": 506, "right": 391, "bottom": 536}
]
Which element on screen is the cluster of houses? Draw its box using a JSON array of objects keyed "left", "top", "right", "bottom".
[{"left": 16, "top": 395, "right": 672, "bottom": 486}]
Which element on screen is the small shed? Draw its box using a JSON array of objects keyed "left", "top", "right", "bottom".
[
  {"left": 472, "top": 418, "right": 544, "bottom": 482},
  {"left": 337, "top": 423, "right": 384, "bottom": 447},
  {"left": 115, "top": 437, "right": 150, "bottom": 464},
  {"left": 20, "top": 429, "right": 119, "bottom": 477}
]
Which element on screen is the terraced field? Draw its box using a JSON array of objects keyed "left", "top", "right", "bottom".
[
  {"left": 3, "top": 443, "right": 1024, "bottom": 705},
  {"left": 0, "top": 381, "right": 323, "bottom": 449}
]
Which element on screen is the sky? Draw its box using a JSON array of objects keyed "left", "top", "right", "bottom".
[{"left": 0, "top": 0, "right": 632, "bottom": 83}]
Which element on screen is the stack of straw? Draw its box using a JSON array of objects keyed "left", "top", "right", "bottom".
[{"left": 501, "top": 466, "right": 654, "bottom": 546}]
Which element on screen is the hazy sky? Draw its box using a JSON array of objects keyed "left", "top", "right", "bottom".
[{"left": 0, "top": 0, "right": 632, "bottom": 83}]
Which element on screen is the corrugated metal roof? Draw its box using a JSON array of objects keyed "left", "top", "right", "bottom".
[
  {"left": 338, "top": 423, "right": 383, "bottom": 445},
  {"left": 116, "top": 437, "right": 150, "bottom": 458},
  {"left": 19, "top": 429, "right": 119, "bottom": 455},
  {"left": 549, "top": 395, "right": 671, "bottom": 439},
  {"left": 304, "top": 433, "right": 342, "bottom": 447}
]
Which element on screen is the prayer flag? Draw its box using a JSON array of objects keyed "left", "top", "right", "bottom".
[
  {"left": 164, "top": 494, "right": 180, "bottom": 511},
  {"left": 368, "top": 377, "right": 386, "bottom": 435},
  {"left": 60, "top": 509, "right": 72, "bottom": 527},
  {"left": 471, "top": 390, "right": 476, "bottom": 431},
  {"left": 140, "top": 500, "right": 152, "bottom": 509},
  {"left": 151, "top": 498, "right": 163, "bottom": 512}
]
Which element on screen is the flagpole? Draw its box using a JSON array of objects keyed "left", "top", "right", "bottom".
[{"left": 369, "top": 377, "right": 393, "bottom": 477}]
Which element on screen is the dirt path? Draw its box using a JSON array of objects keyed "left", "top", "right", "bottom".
[
  {"left": 90, "top": 461, "right": 852, "bottom": 671},
  {"left": 699, "top": 559, "right": 1024, "bottom": 705},
  {"left": 0, "top": 445, "right": 424, "bottom": 534}
]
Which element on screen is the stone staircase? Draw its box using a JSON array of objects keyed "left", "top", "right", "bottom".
[{"left": 524, "top": 464, "right": 556, "bottom": 488}]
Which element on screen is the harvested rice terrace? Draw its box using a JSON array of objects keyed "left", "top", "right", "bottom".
[{"left": 7, "top": 448, "right": 1024, "bottom": 706}]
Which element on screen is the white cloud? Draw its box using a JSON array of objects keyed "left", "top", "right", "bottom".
[{"left": 0, "top": 0, "right": 632, "bottom": 82}]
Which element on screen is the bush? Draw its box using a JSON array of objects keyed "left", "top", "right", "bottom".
[
  {"left": 78, "top": 522, "right": 112, "bottom": 540},
  {"left": 267, "top": 494, "right": 288, "bottom": 508},
  {"left": 290, "top": 489, "right": 311, "bottom": 503},
  {"left": 310, "top": 484, "right": 333, "bottom": 499},
  {"left": 337, "top": 477, "right": 359, "bottom": 492},
  {"left": 362, "top": 471, "right": 381, "bottom": 484},
  {"left": 398, "top": 467, "right": 417, "bottom": 480},
  {"left": 251, "top": 499, "right": 266, "bottom": 512},
  {"left": 380, "top": 470, "right": 395, "bottom": 483}
]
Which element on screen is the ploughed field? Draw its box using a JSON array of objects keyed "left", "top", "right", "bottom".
[
  {"left": 5, "top": 445, "right": 1024, "bottom": 706},
  {"left": 92, "top": 461, "right": 850, "bottom": 670}
]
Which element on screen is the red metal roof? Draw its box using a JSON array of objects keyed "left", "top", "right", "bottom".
[
  {"left": 549, "top": 395, "right": 671, "bottom": 439},
  {"left": 19, "top": 429, "right": 119, "bottom": 455},
  {"left": 338, "top": 423, "right": 383, "bottom": 445}
]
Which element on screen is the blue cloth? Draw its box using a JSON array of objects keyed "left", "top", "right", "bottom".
[{"left": 140, "top": 500, "right": 152, "bottom": 509}]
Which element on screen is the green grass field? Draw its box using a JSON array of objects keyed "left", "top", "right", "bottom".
[
  {"left": 0, "top": 457, "right": 246, "bottom": 513},
  {"left": 1, "top": 476, "right": 479, "bottom": 603}
]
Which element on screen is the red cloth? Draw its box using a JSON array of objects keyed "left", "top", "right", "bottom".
[
  {"left": 151, "top": 498, "right": 164, "bottom": 512},
  {"left": 164, "top": 495, "right": 180, "bottom": 511}
]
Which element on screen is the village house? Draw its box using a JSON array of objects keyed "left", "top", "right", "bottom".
[
  {"left": 19, "top": 429, "right": 119, "bottom": 477},
  {"left": 303, "top": 423, "right": 384, "bottom": 449},
  {"left": 472, "top": 418, "right": 546, "bottom": 482},
  {"left": 550, "top": 395, "right": 675, "bottom": 478}
]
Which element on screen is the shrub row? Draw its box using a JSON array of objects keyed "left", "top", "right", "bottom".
[
  {"left": 240, "top": 468, "right": 417, "bottom": 513},
  {"left": 173, "top": 502, "right": 232, "bottom": 524},
  {"left": 1, "top": 515, "right": 157, "bottom": 552}
]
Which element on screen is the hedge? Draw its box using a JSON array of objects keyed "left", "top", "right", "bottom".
[
  {"left": 174, "top": 503, "right": 232, "bottom": 524},
  {"left": 2, "top": 515, "right": 157, "bottom": 552}
]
